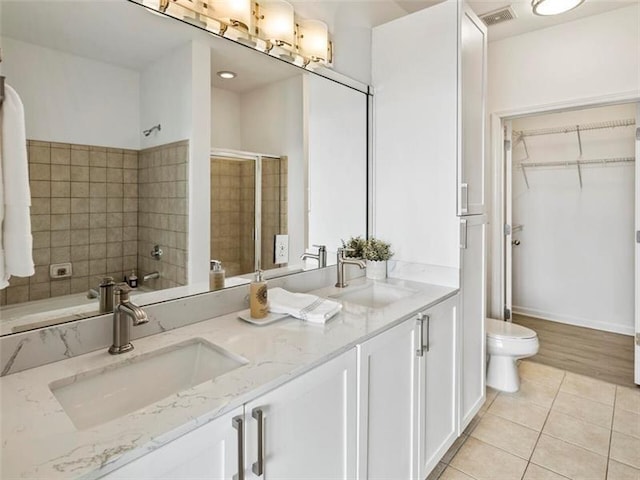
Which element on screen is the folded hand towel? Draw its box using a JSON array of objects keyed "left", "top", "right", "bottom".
[{"left": 269, "top": 287, "right": 342, "bottom": 324}]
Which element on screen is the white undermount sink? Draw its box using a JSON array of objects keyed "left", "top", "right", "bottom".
[
  {"left": 50, "top": 339, "right": 248, "bottom": 430},
  {"left": 331, "top": 282, "right": 417, "bottom": 308}
]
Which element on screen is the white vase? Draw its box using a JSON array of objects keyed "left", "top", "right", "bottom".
[{"left": 366, "top": 260, "right": 387, "bottom": 280}]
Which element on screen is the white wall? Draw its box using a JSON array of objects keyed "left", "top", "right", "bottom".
[
  {"left": 510, "top": 104, "right": 635, "bottom": 335},
  {"left": 487, "top": 4, "right": 640, "bottom": 318},
  {"left": 239, "top": 76, "right": 305, "bottom": 264},
  {"left": 1, "top": 36, "right": 140, "bottom": 149},
  {"left": 307, "top": 74, "right": 367, "bottom": 253},
  {"left": 211, "top": 87, "right": 242, "bottom": 150}
]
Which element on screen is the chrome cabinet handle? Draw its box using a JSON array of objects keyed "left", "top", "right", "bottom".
[
  {"left": 232, "top": 415, "right": 245, "bottom": 480},
  {"left": 460, "top": 183, "right": 469, "bottom": 214},
  {"left": 252, "top": 408, "right": 264, "bottom": 476},
  {"left": 416, "top": 313, "right": 426, "bottom": 357},
  {"left": 460, "top": 219, "right": 468, "bottom": 249},
  {"left": 425, "top": 314, "right": 431, "bottom": 353}
]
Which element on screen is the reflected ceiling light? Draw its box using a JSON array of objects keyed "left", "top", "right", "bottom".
[
  {"left": 297, "top": 19, "right": 330, "bottom": 65},
  {"left": 531, "top": 0, "right": 585, "bottom": 16},
  {"left": 217, "top": 70, "right": 237, "bottom": 79},
  {"left": 260, "top": 0, "right": 295, "bottom": 48}
]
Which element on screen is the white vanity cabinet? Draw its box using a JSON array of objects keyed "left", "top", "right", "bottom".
[
  {"left": 243, "top": 349, "right": 358, "bottom": 479},
  {"left": 102, "top": 406, "right": 244, "bottom": 480},
  {"left": 357, "top": 294, "right": 458, "bottom": 480}
]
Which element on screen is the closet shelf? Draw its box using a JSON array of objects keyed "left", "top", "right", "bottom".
[{"left": 513, "top": 118, "right": 635, "bottom": 138}]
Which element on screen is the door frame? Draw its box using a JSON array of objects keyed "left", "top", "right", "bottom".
[{"left": 489, "top": 91, "right": 640, "bottom": 320}]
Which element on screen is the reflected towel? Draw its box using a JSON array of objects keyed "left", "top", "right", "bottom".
[
  {"left": 269, "top": 287, "right": 342, "bottom": 324},
  {"left": 0, "top": 84, "right": 34, "bottom": 289}
]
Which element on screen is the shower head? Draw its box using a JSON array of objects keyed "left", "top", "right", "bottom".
[{"left": 143, "top": 124, "right": 161, "bottom": 137}]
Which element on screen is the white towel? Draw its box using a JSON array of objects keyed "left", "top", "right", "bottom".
[
  {"left": 269, "top": 287, "right": 342, "bottom": 324},
  {"left": 0, "top": 84, "right": 34, "bottom": 289}
]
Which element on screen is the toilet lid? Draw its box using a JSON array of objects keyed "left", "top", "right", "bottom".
[{"left": 486, "top": 318, "right": 537, "bottom": 340}]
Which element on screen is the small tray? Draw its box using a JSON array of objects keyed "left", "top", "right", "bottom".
[{"left": 238, "top": 309, "right": 290, "bottom": 326}]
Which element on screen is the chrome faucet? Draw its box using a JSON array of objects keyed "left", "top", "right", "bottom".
[
  {"left": 108, "top": 284, "right": 149, "bottom": 355},
  {"left": 301, "top": 244, "right": 327, "bottom": 268},
  {"left": 335, "top": 247, "right": 366, "bottom": 288},
  {"left": 143, "top": 271, "right": 160, "bottom": 282}
]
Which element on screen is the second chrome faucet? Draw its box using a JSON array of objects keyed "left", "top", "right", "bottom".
[
  {"left": 335, "top": 247, "right": 366, "bottom": 288},
  {"left": 108, "top": 284, "right": 149, "bottom": 354}
]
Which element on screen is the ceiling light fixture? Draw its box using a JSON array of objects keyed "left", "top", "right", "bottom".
[
  {"left": 531, "top": 0, "right": 585, "bottom": 16},
  {"left": 217, "top": 70, "right": 237, "bottom": 79}
]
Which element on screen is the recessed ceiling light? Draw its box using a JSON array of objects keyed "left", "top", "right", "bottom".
[
  {"left": 531, "top": 0, "right": 585, "bottom": 16},
  {"left": 217, "top": 71, "right": 237, "bottom": 79}
]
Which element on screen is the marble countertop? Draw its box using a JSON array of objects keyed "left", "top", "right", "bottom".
[{"left": 0, "top": 277, "right": 457, "bottom": 479}]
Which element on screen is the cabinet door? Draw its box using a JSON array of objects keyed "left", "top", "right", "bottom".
[
  {"left": 245, "top": 349, "right": 357, "bottom": 479},
  {"left": 357, "top": 318, "right": 419, "bottom": 479},
  {"left": 417, "top": 295, "right": 459, "bottom": 479},
  {"left": 101, "top": 406, "right": 244, "bottom": 480},
  {"left": 459, "top": 216, "right": 487, "bottom": 432},
  {"left": 458, "top": 3, "right": 487, "bottom": 216}
]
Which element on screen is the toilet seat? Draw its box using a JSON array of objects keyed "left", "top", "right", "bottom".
[{"left": 486, "top": 318, "right": 536, "bottom": 341}]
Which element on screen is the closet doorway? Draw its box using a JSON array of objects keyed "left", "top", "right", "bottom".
[{"left": 500, "top": 102, "right": 639, "bottom": 387}]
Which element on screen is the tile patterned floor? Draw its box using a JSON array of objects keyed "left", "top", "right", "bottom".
[{"left": 429, "top": 361, "right": 640, "bottom": 480}]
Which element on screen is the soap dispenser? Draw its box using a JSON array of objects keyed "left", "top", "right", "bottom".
[
  {"left": 209, "top": 260, "right": 225, "bottom": 291},
  {"left": 250, "top": 270, "right": 268, "bottom": 319}
]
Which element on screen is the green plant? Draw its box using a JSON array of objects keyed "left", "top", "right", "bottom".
[
  {"left": 363, "top": 237, "right": 393, "bottom": 262},
  {"left": 342, "top": 236, "right": 393, "bottom": 261},
  {"left": 342, "top": 236, "right": 367, "bottom": 258}
]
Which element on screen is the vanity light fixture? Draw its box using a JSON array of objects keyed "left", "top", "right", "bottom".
[
  {"left": 211, "top": 0, "right": 252, "bottom": 31},
  {"left": 259, "top": 0, "right": 296, "bottom": 59},
  {"left": 531, "top": 0, "right": 585, "bottom": 16},
  {"left": 297, "top": 19, "right": 331, "bottom": 66},
  {"left": 217, "top": 70, "right": 237, "bottom": 79}
]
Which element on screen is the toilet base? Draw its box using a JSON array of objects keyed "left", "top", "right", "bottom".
[{"left": 486, "top": 355, "right": 520, "bottom": 393}]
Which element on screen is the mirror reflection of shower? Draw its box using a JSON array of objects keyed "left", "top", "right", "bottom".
[{"left": 210, "top": 150, "right": 288, "bottom": 277}]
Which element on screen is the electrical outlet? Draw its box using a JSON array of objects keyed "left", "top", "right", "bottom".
[
  {"left": 50, "top": 263, "right": 72, "bottom": 279},
  {"left": 274, "top": 235, "right": 289, "bottom": 264}
]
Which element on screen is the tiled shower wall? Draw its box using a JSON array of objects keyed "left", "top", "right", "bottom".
[
  {"left": 261, "top": 157, "right": 288, "bottom": 271},
  {"left": 0, "top": 141, "right": 138, "bottom": 306},
  {"left": 137, "top": 140, "right": 189, "bottom": 290},
  {"left": 0, "top": 140, "right": 189, "bottom": 306}
]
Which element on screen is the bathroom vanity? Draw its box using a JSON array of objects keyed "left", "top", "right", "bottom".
[{"left": 0, "top": 277, "right": 465, "bottom": 479}]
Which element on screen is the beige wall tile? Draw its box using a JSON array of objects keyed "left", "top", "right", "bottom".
[
  {"left": 89, "top": 198, "right": 107, "bottom": 213},
  {"left": 29, "top": 163, "right": 50, "bottom": 181},
  {"left": 70, "top": 277, "right": 89, "bottom": 294},
  {"left": 607, "top": 459, "right": 640, "bottom": 480},
  {"left": 90, "top": 243, "right": 107, "bottom": 259},
  {"left": 543, "top": 410, "right": 610, "bottom": 456},
  {"left": 30, "top": 181, "right": 51, "bottom": 197},
  {"left": 71, "top": 213, "right": 89, "bottom": 230},
  {"left": 50, "top": 280, "right": 71, "bottom": 297},
  {"left": 29, "top": 265, "right": 49, "bottom": 284},
  {"left": 70, "top": 229, "right": 90, "bottom": 246},
  {"left": 73, "top": 260, "right": 89, "bottom": 277},
  {"left": 71, "top": 182, "right": 90, "bottom": 198},
  {"left": 51, "top": 164, "right": 70, "bottom": 181},
  {"left": 50, "top": 246, "right": 70, "bottom": 263},
  {"left": 107, "top": 168, "right": 123, "bottom": 183},
  {"left": 71, "top": 165, "right": 89, "bottom": 182},
  {"left": 89, "top": 228, "right": 107, "bottom": 245},
  {"left": 89, "top": 149, "right": 107, "bottom": 167},
  {"left": 51, "top": 198, "right": 70, "bottom": 215},
  {"left": 90, "top": 182, "right": 107, "bottom": 198},
  {"left": 29, "top": 145, "right": 50, "bottom": 164},
  {"left": 450, "top": 437, "right": 527, "bottom": 480},
  {"left": 51, "top": 181, "right": 70, "bottom": 197},
  {"left": 29, "top": 283, "right": 50, "bottom": 301},
  {"left": 89, "top": 259, "right": 106, "bottom": 276},
  {"left": 610, "top": 432, "right": 640, "bottom": 469},
  {"left": 31, "top": 215, "right": 51, "bottom": 232},
  {"left": 471, "top": 413, "right": 539, "bottom": 460},
  {"left": 31, "top": 198, "right": 51, "bottom": 215},
  {"left": 107, "top": 152, "right": 124, "bottom": 168},
  {"left": 552, "top": 391, "right": 613, "bottom": 429},
  {"left": 32, "top": 231, "right": 50, "bottom": 249},
  {"left": 51, "top": 230, "right": 71, "bottom": 248},
  {"left": 89, "top": 213, "right": 107, "bottom": 228},
  {"left": 51, "top": 148, "right": 70, "bottom": 165},
  {"left": 71, "top": 245, "right": 89, "bottom": 262},
  {"left": 90, "top": 167, "right": 106, "bottom": 183},
  {"left": 51, "top": 214, "right": 71, "bottom": 231},
  {"left": 32, "top": 248, "right": 50, "bottom": 266},
  {"left": 108, "top": 183, "right": 124, "bottom": 198},
  {"left": 531, "top": 434, "right": 607, "bottom": 480},
  {"left": 6, "top": 285, "right": 29, "bottom": 304},
  {"left": 71, "top": 149, "right": 89, "bottom": 166},
  {"left": 488, "top": 394, "right": 549, "bottom": 431},
  {"left": 560, "top": 373, "right": 616, "bottom": 406}
]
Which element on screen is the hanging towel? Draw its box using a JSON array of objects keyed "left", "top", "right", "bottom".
[
  {"left": 269, "top": 287, "right": 342, "bottom": 324},
  {"left": 0, "top": 84, "right": 34, "bottom": 289}
]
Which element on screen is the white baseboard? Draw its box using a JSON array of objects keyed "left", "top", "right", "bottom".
[{"left": 513, "top": 306, "right": 634, "bottom": 336}]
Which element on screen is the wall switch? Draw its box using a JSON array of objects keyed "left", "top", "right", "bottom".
[
  {"left": 50, "top": 263, "right": 72, "bottom": 279},
  {"left": 274, "top": 235, "right": 289, "bottom": 264}
]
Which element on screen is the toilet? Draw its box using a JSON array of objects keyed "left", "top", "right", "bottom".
[{"left": 486, "top": 318, "right": 539, "bottom": 393}]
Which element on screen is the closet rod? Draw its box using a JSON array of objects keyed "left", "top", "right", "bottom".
[
  {"left": 519, "top": 156, "right": 635, "bottom": 168},
  {"left": 513, "top": 118, "right": 635, "bottom": 138}
]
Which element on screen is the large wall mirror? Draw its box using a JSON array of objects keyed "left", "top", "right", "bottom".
[{"left": 0, "top": 0, "right": 368, "bottom": 336}]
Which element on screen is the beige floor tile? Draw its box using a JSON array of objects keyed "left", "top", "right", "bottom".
[
  {"left": 613, "top": 408, "right": 640, "bottom": 440},
  {"left": 505, "top": 378, "right": 559, "bottom": 409},
  {"left": 610, "top": 432, "right": 640, "bottom": 470},
  {"left": 440, "top": 467, "right": 476, "bottom": 480},
  {"left": 531, "top": 434, "right": 607, "bottom": 480},
  {"left": 543, "top": 410, "right": 611, "bottom": 456},
  {"left": 560, "top": 373, "right": 616, "bottom": 406},
  {"left": 471, "top": 413, "right": 539, "bottom": 459},
  {"left": 607, "top": 459, "right": 640, "bottom": 480},
  {"left": 616, "top": 387, "right": 640, "bottom": 415},
  {"left": 523, "top": 463, "right": 570, "bottom": 480},
  {"left": 552, "top": 391, "right": 614, "bottom": 429},
  {"left": 450, "top": 437, "right": 528, "bottom": 480},
  {"left": 442, "top": 434, "right": 469, "bottom": 464},
  {"left": 427, "top": 462, "right": 447, "bottom": 480},
  {"left": 488, "top": 394, "right": 549, "bottom": 431},
  {"left": 519, "top": 361, "right": 565, "bottom": 389},
  {"left": 479, "top": 387, "right": 499, "bottom": 415}
]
